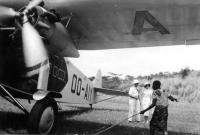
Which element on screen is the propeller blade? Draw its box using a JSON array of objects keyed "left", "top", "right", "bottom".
[
  {"left": 0, "top": 6, "right": 18, "bottom": 25},
  {"left": 26, "top": 0, "right": 43, "bottom": 11},
  {"left": 22, "top": 20, "right": 48, "bottom": 68}
]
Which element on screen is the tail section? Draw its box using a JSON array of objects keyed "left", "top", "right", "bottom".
[
  {"left": 93, "top": 69, "right": 130, "bottom": 104},
  {"left": 93, "top": 69, "right": 102, "bottom": 88}
]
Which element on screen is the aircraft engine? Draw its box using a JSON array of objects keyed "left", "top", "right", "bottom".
[
  {"left": 0, "top": 0, "right": 48, "bottom": 69},
  {"left": 0, "top": 0, "right": 79, "bottom": 70}
]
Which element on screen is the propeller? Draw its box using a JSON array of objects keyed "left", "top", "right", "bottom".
[
  {"left": 22, "top": 16, "right": 47, "bottom": 68},
  {"left": 0, "top": 0, "right": 48, "bottom": 68},
  {"left": 22, "top": 0, "right": 48, "bottom": 67},
  {"left": 0, "top": 0, "right": 43, "bottom": 24},
  {"left": 0, "top": 6, "right": 19, "bottom": 25},
  {"left": 24, "top": 0, "right": 43, "bottom": 14}
]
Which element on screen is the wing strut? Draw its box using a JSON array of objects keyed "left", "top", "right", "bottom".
[{"left": 0, "top": 83, "right": 29, "bottom": 115}]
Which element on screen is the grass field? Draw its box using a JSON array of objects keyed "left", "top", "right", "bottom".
[{"left": 0, "top": 96, "right": 200, "bottom": 135}]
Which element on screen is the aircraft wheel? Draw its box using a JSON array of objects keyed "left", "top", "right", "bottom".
[{"left": 28, "top": 97, "right": 58, "bottom": 134}]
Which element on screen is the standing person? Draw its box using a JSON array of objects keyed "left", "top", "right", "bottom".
[
  {"left": 141, "top": 82, "right": 153, "bottom": 124},
  {"left": 128, "top": 79, "right": 141, "bottom": 122},
  {"left": 140, "top": 80, "right": 178, "bottom": 135}
]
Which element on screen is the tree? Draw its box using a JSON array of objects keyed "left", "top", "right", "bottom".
[
  {"left": 125, "top": 75, "right": 134, "bottom": 81},
  {"left": 180, "top": 67, "right": 191, "bottom": 79}
]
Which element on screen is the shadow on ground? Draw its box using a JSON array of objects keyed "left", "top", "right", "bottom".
[
  {"left": 54, "top": 108, "right": 196, "bottom": 135},
  {"left": 54, "top": 118, "right": 196, "bottom": 135},
  {"left": 0, "top": 112, "right": 28, "bottom": 130},
  {"left": 0, "top": 108, "right": 197, "bottom": 135}
]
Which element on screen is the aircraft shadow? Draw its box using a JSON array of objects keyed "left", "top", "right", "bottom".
[
  {"left": 0, "top": 109, "right": 197, "bottom": 135},
  {"left": 58, "top": 107, "right": 92, "bottom": 118},
  {"left": 55, "top": 107, "right": 195, "bottom": 135},
  {"left": 0, "top": 107, "right": 92, "bottom": 133},
  {"left": 53, "top": 119, "right": 195, "bottom": 135},
  {"left": 0, "top": 111, "right": 28, "bottom": 130}
]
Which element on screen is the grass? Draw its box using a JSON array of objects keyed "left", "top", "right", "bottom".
[
  {"left": 160, "top": 72, "right": 200, "bottom": 103},
  {"left": 0, "top": 96, "right": 199, "bottom": 135},
  {"left": 103, "top": 70, "right": 200, "bottom": 103}
]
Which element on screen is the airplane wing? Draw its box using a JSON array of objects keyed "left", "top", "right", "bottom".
[
  {"left": 94, "top": 87, "right": 128, "bottom": 97},
  {"left": 1, "top": 0, "right": 200, "bottom": 50},
  {"left": 44, "top": 0, "right": 200, "bottom": 50}
]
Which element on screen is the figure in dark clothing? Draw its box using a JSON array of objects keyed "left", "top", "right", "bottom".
[{"left": 140, "top": 80, "right": 178, "bottom": 135}]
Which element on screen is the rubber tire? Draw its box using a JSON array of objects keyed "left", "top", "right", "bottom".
[{"left": 27, "top": 97, "right": 58, "bottom": 134}]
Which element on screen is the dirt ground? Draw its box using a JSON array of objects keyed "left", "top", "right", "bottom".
[{"left": 0, "top": 96, "right": 200, "bottom": 135}]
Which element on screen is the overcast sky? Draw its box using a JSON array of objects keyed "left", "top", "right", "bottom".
[{"left": 69, "top": 45, "right": 200, "bottom": 77}]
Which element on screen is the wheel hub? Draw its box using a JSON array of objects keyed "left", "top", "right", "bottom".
[{"left": 39, "top": 106, "right": 55, "bottom": 134}]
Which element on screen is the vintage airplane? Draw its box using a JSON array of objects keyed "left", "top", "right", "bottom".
[
  {"left": 0, "top": 0, "right": 200, "bottom": 134},
  {"left": 0, "top": 0, "right": 133, "bottom": 134}
]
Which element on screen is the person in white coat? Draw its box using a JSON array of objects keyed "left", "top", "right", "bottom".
[
  {"left": 128, "top": 79, "right": 141, "bottom": 122},
  {"left": 141, "top": 82, "right": 153, "bottom": 124}
]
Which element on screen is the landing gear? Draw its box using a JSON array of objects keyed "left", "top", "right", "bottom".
[
  {"left": 28, "top": 96, "right": 58, "bottom": 134},
  {"left": 0, "top": 83, "right": 29, "bottom": 115}
]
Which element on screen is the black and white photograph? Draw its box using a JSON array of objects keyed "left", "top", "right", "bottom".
[{"left": 0, "top": 0, "right": 200, "bottom": 134}]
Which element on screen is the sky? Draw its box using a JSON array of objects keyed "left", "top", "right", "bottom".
[{"left": 69, "top": 45, "right": 200, "bottom": 77}]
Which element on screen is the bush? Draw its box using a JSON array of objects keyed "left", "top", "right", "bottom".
[
  {"left": 102, "top": 70, "right": 200, "bottom": 103},
  {"left": 160, "top": 72, "right": 200, "bottom": 103}
]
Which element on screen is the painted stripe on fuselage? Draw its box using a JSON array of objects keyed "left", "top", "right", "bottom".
[
  {"left": 26, "top": 59, "right": 49, "bottom": 72},
  {"left": 57, "top": 58, "right": 95, "bottom": 104}
]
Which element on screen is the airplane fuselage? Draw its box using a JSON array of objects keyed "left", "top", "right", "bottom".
[
  {"left": 57, "top": 58, "right": 95, "bottom": 104},
  {"left": 0, "top": 29, "right": 95, "bottom": 105}
]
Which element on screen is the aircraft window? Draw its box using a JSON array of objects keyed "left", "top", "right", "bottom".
[
  {"left": 53, "top": 66, "right": 59, "bottom": 78},
  {"left": 58, "top": 69, "right": 65, "bottom": 82}
]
